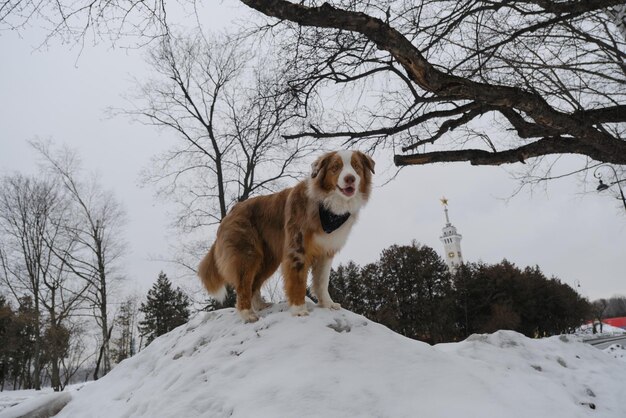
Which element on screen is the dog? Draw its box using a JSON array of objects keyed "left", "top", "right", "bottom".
[{"left": 197, "top": 150, "right": 375, "bottom": 322}]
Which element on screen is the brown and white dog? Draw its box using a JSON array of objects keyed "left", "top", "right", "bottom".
[{"left": 197, "top": 150, "right": 375, "bottom": 322}]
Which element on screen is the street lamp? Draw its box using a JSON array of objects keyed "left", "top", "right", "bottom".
[
  {"left": 593, "top": 165, "right": 626, "bottom": 212},
  {"left": 596, "top": 179, "right": 609, "bottom": 192}
]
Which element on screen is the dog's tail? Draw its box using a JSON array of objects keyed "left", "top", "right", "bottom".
[{"left": 197, "top": 245, "right": 227, "bottom": 302}]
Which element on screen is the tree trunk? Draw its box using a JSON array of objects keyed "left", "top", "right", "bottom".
[
  {"left": 93, "top": 344, "right": 104, "bottom": 381},
  {"left": 51, "top": 357, "right": 61, "bottom": 391},
  {"left": 92, "top": 231, "right": 111, "bottom": 380},
  {"left": 33, "top": 299, "right": 41, "bottom": 390},
  {"left": 49, "top": 319, "right": 61, "bottom": 392},
  {"left": 93, "top": 324, "right": 113, "bottom": 380}
]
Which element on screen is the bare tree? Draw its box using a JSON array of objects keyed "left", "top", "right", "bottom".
[
  {"left": 230, "top": 1, "right": 625, "bottom": 173},
  {"left": 230, "top": 0, "right": 626, "bottom": 165},
  {"left": 32, "top": 141, "right": 127, "bottom": 381},
  {"left": 603, "top": 295, "right": 626, "bottom": 318},
  {"left": 58, "top": 320, "right": 92, "bottom": 390},
  {"left": 591, "top": 298, "right": 608, "bottom": 333},
  {"left": 0, "top": 174, "right": 55, "bottom": 390},
  {"left": 38, "top": 215, "right": 90, "bottom": 391},
  {"left": 3, "top": 0, "right": 624, "bottom": 195},
  {"left": 262, "top": 275, "right": 285, "bottom": 304},
  {"left": 0, "top": 174, "right": 88, "bottom": 390},
  {"left": 0, "top": 0, "right": 168, "bottom": 42},
  {"left": 128, "top": 33, "right": 315, "bottom": 235},
  {"left": 3, "top": 1, "right": 625, "bottom": 170}
]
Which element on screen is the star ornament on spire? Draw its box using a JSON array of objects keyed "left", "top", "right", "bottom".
[{"left": 440, "top": 197, "right": 449, "bottom": 206}]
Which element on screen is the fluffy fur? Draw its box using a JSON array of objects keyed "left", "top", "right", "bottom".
[{"left": 197, "top": 150, "right": 375, "bottom": 322}]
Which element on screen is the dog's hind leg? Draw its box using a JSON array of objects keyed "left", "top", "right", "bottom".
[
  {"left": 235, "top": 270, "right": 260, "bottom": 323},
  {"left": 227, "top": 248, "right": 263, "bottom": 323},
  {"left": 251, "top": 256, "right": 280, "bottom": 312}
]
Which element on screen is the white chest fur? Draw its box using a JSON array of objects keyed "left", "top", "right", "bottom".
[{"left": 313, "top": 215, "right": 357, "bottom": 254}]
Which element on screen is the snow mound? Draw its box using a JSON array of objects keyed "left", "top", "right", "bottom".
[
  {"left": 0, "top": 391, "right": 71, "bottom": 418},
  {"left": 54, "top": 302, "right": 626, "bottom": 418},
  {"left": 0, "top": 389, "right": 57, "bottom": 415}
]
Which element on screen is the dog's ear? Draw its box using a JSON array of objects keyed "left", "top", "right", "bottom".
[
  {"left": 311, "top": 153, "right": 333, "bottom": 178},
  {"left": 358, "top": 151, "right": 376, "bottom": 174}
]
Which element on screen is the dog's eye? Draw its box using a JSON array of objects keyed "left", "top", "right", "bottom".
[{"left": 332, "top": 164, "right": 341, "bottom": 172}]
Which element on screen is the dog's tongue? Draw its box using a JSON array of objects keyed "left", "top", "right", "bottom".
[{"left": 342, "top": 186, "right": 355, "bottom": 196}]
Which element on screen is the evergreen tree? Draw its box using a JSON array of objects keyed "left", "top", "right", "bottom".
[
  {"left": 359, "top": 262, "right": 382, "bottom": 321},
  {"left": 13, "top": 296, "right": 38, "bottom": 389},
  {"left": 0, "top": 295, "right": 15, "bottom": 390},
  {"left": 328, "top": 264, "right": 347, "bottom": 304},
  {"left": 0, "top": 296, "right": 38, "bottom": 390},
  {"left": 329, "top": 261, "right": 365, "bottom": 313},
  {"left": 374, "top": 242, "right": 454, "bottom": 343},
  {"left": 40, "top": 323, "right": 70, "bottom": 388},
  {"left": 138, "top": 272, "right": 191, "bottom": 346}
]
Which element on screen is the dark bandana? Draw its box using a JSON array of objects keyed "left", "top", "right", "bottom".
[{"left": 319, "top": 204, "right": 351, "bottom": 234}]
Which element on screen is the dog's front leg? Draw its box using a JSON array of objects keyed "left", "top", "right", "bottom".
[
  {"left": 312, "top": 257, "right": 341, "bottom": 310},
  {"left": 282, "top": 228, "right": 310, "bottom": 316},
  {"left": 283, "top": 259, "right": 309, "bottom": 317}
]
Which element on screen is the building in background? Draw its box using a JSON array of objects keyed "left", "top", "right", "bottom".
[{"left": 439, "top": 197, "right": 464, "bottom": 273}]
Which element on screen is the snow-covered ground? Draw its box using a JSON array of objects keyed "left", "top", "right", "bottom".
[
  {"left": 2, "top": 303, "right": 625, "bottom": 418},
  {"left": 0, "top": 388, "right": 54, "bottom": 412},
  {"left": 0, "top": 390, "right": 71, "bottom": 418},
  {"left": 604, "top": 344, "right": 626, "bottom": 363},
  {"left": 577, "top": 323, "right": 626, "bottom": 338}
]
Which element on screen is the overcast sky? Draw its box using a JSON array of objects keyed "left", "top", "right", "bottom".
[{"left": 1, "top": 1, "right": 624, "bottom": 302}]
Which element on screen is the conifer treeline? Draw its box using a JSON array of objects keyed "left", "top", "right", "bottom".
[
  {"left": 0, "top": 295, "right": 41, "bottom": 391},
  {"left": 329, "top": 242, "right": 592, "bottom": 344},
  {"left": 0, "top": 242, "right": 603, "bottom": 390}
]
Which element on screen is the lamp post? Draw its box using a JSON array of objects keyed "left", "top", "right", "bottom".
[{"left": 593, "top": 165, "right": 626, "bottom": 212}]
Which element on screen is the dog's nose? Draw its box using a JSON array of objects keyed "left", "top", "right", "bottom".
[{"left": 344, "top": 174, "right": 356, "bottom": 185}]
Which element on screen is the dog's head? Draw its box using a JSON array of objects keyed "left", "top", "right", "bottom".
[{"left": 310, "top": 150, "right": 375, "bottom": 213}]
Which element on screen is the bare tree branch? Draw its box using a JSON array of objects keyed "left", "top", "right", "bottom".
[{"left": 238, "top": 0, "right": 626, "bottom": 169}]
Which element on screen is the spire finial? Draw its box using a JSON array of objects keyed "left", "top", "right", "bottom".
[{"left": 441, "top": 197, "right": 451, "bottom": 224}]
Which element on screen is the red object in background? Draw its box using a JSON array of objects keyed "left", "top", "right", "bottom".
[{"left": 604, "top": 317, "right": 626, "bottom": 329}]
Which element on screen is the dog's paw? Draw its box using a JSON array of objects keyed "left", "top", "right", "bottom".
[
  {"left": 318, "top": 300, "right": 341, "bottom": 310},
  {"left": 290, "top": 304, "right": 309, "bottom": 317},
  {"left": 239, "top": 309, "right": 259, "bottom": 323}
]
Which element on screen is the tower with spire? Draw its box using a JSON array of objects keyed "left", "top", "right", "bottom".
[{"left": 439, "top": 197, "right": 464, "bottom": 273}]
